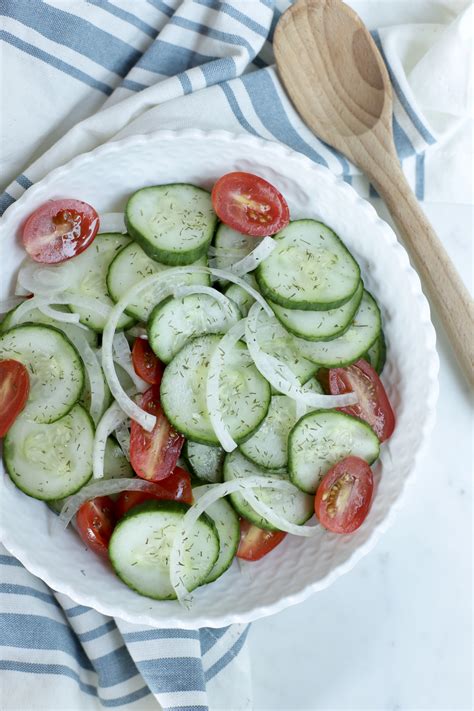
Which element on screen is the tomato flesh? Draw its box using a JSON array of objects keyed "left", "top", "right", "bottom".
[
  {"left": 211, "top": 172, "right": 290, "bottom": 237},
  {"left": 22, "top": 199, "right": 99, "bottom": 263},
  {"left": 132, "top": 337, "right": 164, "bottom": 385},
  {"left": 115, "top": 468, "right": 193, "bottom": 518},
  {"left": 315, "top": 456, "right": 373, "bottom": 534},
  {"left": 236, "top": 518, "right": 286, "bottom": 561},
  {"left": 76, "top": 496, "right": 116, "bottom": 559},
  {"left": 0, "top": 360, "right": 30, "bottom": 436},
  {"left": 328, "top": 359, "right": 395, "bottom": 442},
  {"left": 130, "top": 386, "right": 185, "bottom": 481}
]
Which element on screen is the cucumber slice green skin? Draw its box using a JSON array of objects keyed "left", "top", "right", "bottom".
[
  {"left": 109, "top": 500, "right": 220, "bottom": 600},
  {"left": 148, "top": 293, "right": 241, "bottom": 365},
  {"left": 269, "top": 281, "right": 364, "bottom": 342},
  {"left": 66, "top": 233, "right": 136, "bottom": 332},
  {"left": 160, "top": 334, "right": 271, "bottom": 446},
  {"left": 365, "top": 331, "right": 387, "bottom": 374},
  {"left": 184, "top": 441, "right": 225, "bottom": 483},
  {"left": 0, "top": 324, "right": 84, "bottom": 424},
  {"left": 224, "top": 450, "right": 314, "bottom": 531},
  {"left": 4, "top": 404, "right": 94, "bottom": 501},
  {"left": 197, "top": 497, "right": 240, "bottom": 583},
  {"left": 125, "top": 184, "right": 218, "bottom": 266},
  {"left": 0, "top": 306, "right": 99, "bottom": 348},
  {"left": 106, "top": 241, "right": 210, "bottom": 322},
  {"left": 294, "top": 291, "right": 381, "bottom": 368},
  {"left": 288, "top": 410, "right": 380, "bottom": 494},
  {"left": 256, "top": 220, "right": 361, "bottom": 311},
  {"left": 239, "top": 395, "right": 298, "bottom": 470}
]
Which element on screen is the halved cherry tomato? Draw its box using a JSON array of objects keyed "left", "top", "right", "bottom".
[
  {"left": 130, "top": 386, "right": 185, "bottom": 481},
  {"left": 236, "top": 518, "right": 287, "bottom": 561},
  {"left": 211, "top": 172, "right": 290, "bottom": 236},
  {"left": 22, "top": 199, "right": 99, "bottom": 263},
  {"left": 327, "top": 359, "right": 395, "bottom": 442},
  {"left": 315, "top": 456, "right": 374, "bottom": 534},
  {"left": 115, "top": 467, "right": 193, "bottom": 518},
  {"left": 0, "top": 360, "right": 30, "bottom": 436},
  {"left": 76, "top": 496, "right": 116, "bottom": 559},
  {"left": 132, "top": 337, "right": 164, "bottom": 386}
]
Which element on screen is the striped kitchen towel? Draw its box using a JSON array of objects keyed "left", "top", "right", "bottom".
[{"left": 0, "top": 1, "right": 472, "bottom": 710}]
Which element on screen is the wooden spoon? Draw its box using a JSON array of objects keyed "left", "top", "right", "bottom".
[{"left": 274, "top": 0, "right": 473, "bottom": 387}]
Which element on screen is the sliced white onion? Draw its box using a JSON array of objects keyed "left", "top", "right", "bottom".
[
  {"left": 93, "top": 402, "right": 128, "bottom": 480},
  {"left": 9, "top": 293, "right": 108, "bottom": 328},
  {"left": 245, "top": 302, "right": 358, "bottom": 408},
  {"left": 0, "top": 296, "right": 26, "bottom": 313},
  {"left": 226, "top": 236, "right": 275, "bottom": 277},
  {"left": 17, "top": 260, "right": 73, "bottom": 295},
  {"left": 64, "top": 334, "right": 107, "bottom": 426},
  {"left": 99, "top": 212, "right": 126, "bottom": 234},
  {"left": 38, "top": 305, "right": 81, "bottom": 324},
  {"left": 241, "top": 489, "right": 319, "bottom": 537},
  {"left": 14, "top": 283, "right": 31, "bottom": 297},
  {"left": 9, "top": 295, "right": 48, "bottom": 325},
  {"left": 206, "top": 320, "right": 246, "bottom": 452},
  {"left": 112, "top": 333, "right": 148, "bottom": 393},
  {"left": 169, "top": 477, "right": 302, "bottom": 606},
  {"left": 114, "top": 423, "right": 130, "bottom": 459},
  {"left": 59, "top": 478, "right": 162, "bottom": 528}
]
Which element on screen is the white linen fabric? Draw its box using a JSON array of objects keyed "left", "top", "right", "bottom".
[{"left": 0, "top": 1, "right": 472, "bottom": 710}]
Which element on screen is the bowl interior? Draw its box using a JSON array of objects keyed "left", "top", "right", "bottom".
[{"left": 0, "top": 130, "right": 437, "bottom": 628}]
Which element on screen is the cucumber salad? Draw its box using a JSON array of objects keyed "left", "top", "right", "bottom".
[{"left": 0, "top": 171, "right": 395, "bottom": 605}]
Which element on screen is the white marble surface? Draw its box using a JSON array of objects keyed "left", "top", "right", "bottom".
[{"left": 249, "top": 201, "right": 473, "bottom": 711}]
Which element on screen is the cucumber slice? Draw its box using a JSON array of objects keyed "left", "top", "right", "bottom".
[
  {"left": 104, "top": 436, "right": 133, "bottom": 479},
  {"left": 366, "top": 331, "right": 387, "bottom": 374},
  {"left": 125, "top": 184, "right": 217, "bottom": 265},
  {"left": 160, "top": 334, "right": 270, "bottom": 446},
  {"left": 294, "top": 291, "right": 381, "bottom": 367},
  {"left": 288, "top": 410, "right": 380, "bottom": 494},
  {"left": 224, "top": 273, "right": 258, "bottom": 317},
  {"left": 106, "top": 241, "right": 210, "bottom": 322},
  {"left": 64, "top": 233, "right": 135, "bottom": 332},
  {"left": 4, "top": 404, "right": 94, "bottom": 500},
  {"left": 184, "top": 441, "right": 225, "bottom": 483},
  {"left": 148, "top": 293, "right": 241, "bottom": 365},
  {"left": 256, "top": 220, "right": 360, "bottom": 310},
  {"left": 47, "top": 436, "right": 130, "bottom": 514},
  {"left": 256, "top": 307, "right": 319, "bottom": 384},
  {"left": 193, "top": 493, "right": 240, "bottom": 583},
  {"left": 269, "top": 281, "right": 363, "bottom": 341},
  {"left": 109, "top": 500, "right": 219, "bottom": 600},
  {"left": 213, "top": 224, "right": 258, "bottom": 270},
  {"left": 239, "top": 395, "right": 298, "bottom": 470},
  {"left": 0, "top": 304, "right": 99, "bottom": 347},
  {"left": 0, "top": 324, "right": 84, "bottom": 424},
  {"left": 223, "top": 450, "right": 313, "bottom": 531}
]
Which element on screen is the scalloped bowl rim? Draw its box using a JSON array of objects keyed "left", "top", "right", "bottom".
[{"left": 0, "top": 129, "right": 439, "bottom": 628}]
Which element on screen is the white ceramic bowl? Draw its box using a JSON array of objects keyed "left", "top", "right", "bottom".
[{"left": 0, "top": 130, "right": 438, "bottom": 629}]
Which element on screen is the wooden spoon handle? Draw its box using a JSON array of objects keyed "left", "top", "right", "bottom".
[{"left": 369, "top": 160, "right": 474, "bottom": 387}]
